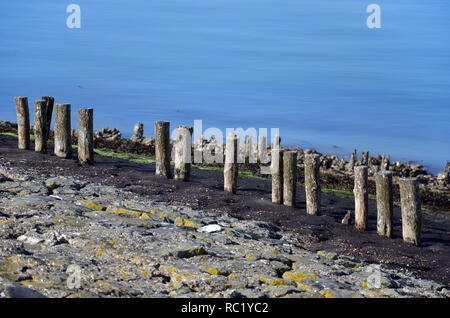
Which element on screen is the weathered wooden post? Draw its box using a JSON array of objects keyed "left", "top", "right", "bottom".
[
  {"left": 224, "top": 133, "right": 238, "bottom": 193},
  {"left": 245, "top": 136, "right": 257, "bottom": 164},
  {"left": 398, "top": 178, "right": 422, "bottom": 246},
  {"left": 272, "top": 135, "right": 281, "bottom": 150},
  {"left": 155, "top": 121, "right": 172, "bottom": 178},
  {"left": 78, "top": 108, "right": 94, "bottom": 164},
  {"left": 54, "top": 104, "right": 72, "bottom": 158},
  {"left": 14, "top": 96, "right": 30, "bottom": 150},
  {"left": 305, "top": 154, "right": 321, "bottom": 215},
  {"left": 258, "top": 135, "right": 270, "bottom": 164},
  {"left": 194, "top": 135, "right": 203, "bottom": 164},
  {"left": 348, "top": 149, "right": 357, "bottom": 169},
  {"left": 375, "top": 171, "right": 393, "bottom": 237},
  {"left": 33, "top": 99, "right": 47, "bottom": 154},
  {"left": 42, "top": 96, "right": 54, "bottom": 143},
  {"left": 271, "top": 149, "right": 284, "bottom": 204},
  {"left": 354, "top": 166, "right": 369, "bottom": 230},
  {"left": 174, "top": 125, "right": 193, "bottom": 181},
  {"left": 283, "top": 151, "right": 297, "bottom": 207}
]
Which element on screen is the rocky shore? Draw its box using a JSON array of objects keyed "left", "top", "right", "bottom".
[
  {"left": 0, "top": 166, "right": 448, "bottom": 298},
  {"left": 1, "top": 119, "right": 449, "bottom": 298}
]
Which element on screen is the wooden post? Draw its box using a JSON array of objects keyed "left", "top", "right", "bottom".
[
  {"left": 194, "top": 135, "right": 203, "bottom": 164},
  {"left": 33, "top": 99, "right": 47, "bottom": 154},
  {"left": 224, "top": 133, "right": 238, "bottom": 193},
  {"left": 42, "top": 96, "right": 54, "bottom": 143},
  {"left": 245, "top": 136, "right": 257, "bottom": 164},
  {"left": 14, "top": 96, "right": 30, "bottom": 150},
  {"left": 271, "top": 149, "right": 284, "bottom": 204},
  {"left": 78, "top": 108, "right": 94, "bottom": 165},
  {"left": 354, "top": 166, "right": 369, "bottom": 230},
  {"left": 398, "top": 178, "right": 422, "bottom": 246},
  {"left": 155, "top": 121, "right": 172, "bottom": 178},
  {"left": 305, "top": 154, "right": 321, "bottom": 215},
  {"left": 375, "top": 171, "right": 393, "bottom": 237},
  {"left": 283, "top": 151, "right": 297, "bottom": 207},
  {"left": 54, "top": 104, "right": 72, "bottom": 159},
  {"left": 258, "top": 135, "right": 270, "bottom": 164},
  {"left": 272, "top": 135, "right": 281, "bottom": 150},
  {"left": 349, "top": 149, "right": 357, "bottom": 168},
  {"left": 174, "top": 125, "right": 193, "bottom": 181}
]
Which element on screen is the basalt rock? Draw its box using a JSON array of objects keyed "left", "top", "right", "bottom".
[
  {"left": 0, "top": 168, "right": 447, "bottom": 298},
  {"left": 94, "top": 128, "right": 121, "bottom": 142}
]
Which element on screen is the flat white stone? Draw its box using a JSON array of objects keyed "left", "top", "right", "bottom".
[{"left": 197, "top": 224, "right": 222, "bottom": 233}]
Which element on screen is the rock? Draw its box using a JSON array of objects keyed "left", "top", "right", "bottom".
[
  {"left": 130, "top": 123, "right": 144, "bottom": 142},
  {"left": 198, "top": 224, "right": 222, "bottom": 233},
  {"left": 5, "top": 285, "right": 47, "bottom": 298},
  {"left": 0, "top": 120, "right": 18, "bottom": 132},
  {"left": 94, "top": 128, "right": 121, "bottom": 142},
  {"left": 45, "top": 177, "right": 85, "bottom": 191},
  {"left": 0, "top": 168, "right": 447, "bottom": 298},
  {"left": 437, "top": 171, "right": 449, "bottom": 186},
  {"left": 341, "top": 211, "right": 352, "bottom": 225},
  {"left": 362, "top": 151, "right": 369, "bottom": 166},
  {"left": 17, "top": 232, "right": 44, "bottom": 245},
  {"left": 0, "top": 174, "right": 11, "bottom": 183}
]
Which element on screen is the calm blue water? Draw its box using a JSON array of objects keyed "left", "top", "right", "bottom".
[{"left": 1, "top": 0, "right": 449, "bottom": 174}]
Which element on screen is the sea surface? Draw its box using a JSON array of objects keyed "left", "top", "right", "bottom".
[{"left": 0, "top": 0, "right": 449, "bottom": 174}]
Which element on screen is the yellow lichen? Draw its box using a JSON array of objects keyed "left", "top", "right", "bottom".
[
  {"left": 159, "top": 265, "right": 178, "bottom": 273},
  {"left": 297, "top": 283, "right": 312, "bottom": 291},
  {"left": 176, "top": 219, "right": 200, "bottom": 229},
  {"left": 200, "top": 266, "right": 229, "bottom": 276},
  {"left": 20, "top": 281, "right": 32, "bottom": 287},
  {"left": 83, "top": 202, "right": 106, "bottom": 211},
  {"left": 316, "top": 251, "right": 334, "bottom": 260},
  {"left": 257, "top": 276, "right": 295, "bottom": 286},
  {"left": 321, "top": 290, "right": 335, "bottom": 298},
  {"left": 282, "top": 272, "right": 319, "bottom": 282}
]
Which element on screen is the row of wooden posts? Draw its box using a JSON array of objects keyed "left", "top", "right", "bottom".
[
  {"left": 14, "top": 98, "right": 422, "bottom": 246},
  {"left": 154, "top": 121, "right": 422, "bottom": 247},
  {"left": 14, "top": 96, "right": 94, "bottom": 164}
]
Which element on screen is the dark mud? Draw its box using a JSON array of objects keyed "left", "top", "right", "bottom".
[{"left": 0, "top": 134, "right": 449, "bottom": 286}]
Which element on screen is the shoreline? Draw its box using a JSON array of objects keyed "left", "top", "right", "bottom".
[
  {"left": 0, "top": 141, "right": 449, "bottom": 297},
  {"left": 1, "top": 118, "right": 448, "bottom": 175},
  {"left": 1, "top": 120, "right": 449, "bottom": 212},
  {"left": 0, "top": 133, "right": 449, "bottom": 289}
]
